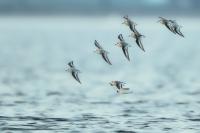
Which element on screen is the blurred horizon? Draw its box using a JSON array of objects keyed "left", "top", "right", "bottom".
[{"left": 0, "top": 0, "right": 200, "bottom": 16}]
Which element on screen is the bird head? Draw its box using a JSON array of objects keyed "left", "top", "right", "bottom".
[
  {"left": 109, "top": 81, "right": 115, "bottom": 86},
  {"left": 115, "top": 42, "right": 122, "bottom": 47},
  {"left": 122, "top": 21, "right": 128, "bottom": 25},
  {"left": 157, "top": 17, "right": 167, "bottom": 24},
  {"left": 94, "top": 49, "right": 100, "bottom": 54},
  {"left": 157, "top": 19, "right": 162, "bottom": 23},
  {"left": 123, "top": 15, "right": 129, "bottom": 19},
  {"left": 65, "top": 68, "right": 70, "bottom": 72}
]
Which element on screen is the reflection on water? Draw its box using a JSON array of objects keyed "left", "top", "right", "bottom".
[{"left": 0, "top": 16, "right": 200, "bottom": 133}]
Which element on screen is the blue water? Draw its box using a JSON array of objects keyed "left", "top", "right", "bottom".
[{"left": 0, "top": 16, "right": 200, "bottom": 133}]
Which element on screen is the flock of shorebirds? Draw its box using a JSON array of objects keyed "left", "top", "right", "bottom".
[{"left": 65, "top": 16, "right": 184, "bottom": 93}]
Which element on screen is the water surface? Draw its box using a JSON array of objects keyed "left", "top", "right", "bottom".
[{"left": 0, "top": 16, "right": 200, "bottom": 133}]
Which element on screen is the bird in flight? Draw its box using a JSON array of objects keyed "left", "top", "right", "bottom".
[
  {"left": 158, "top": 17, "right": 184, "bottom": 37},
  {"left": 122, "top": 15, "right": 137, "bottom": 32},
  {"left": 109, "top": 80, "right": 130, "bottom": 93},
  {"left": 115, "top": 34, "right": 131, "bottom": 61},
  {"left": 129, "top": 25, "right": 146, "bottom": 52},
  {"left": 169, "top": 20, "right": 184, "bottom": 37},
  {"left": 66, "top": 61, "right": 81, "bottom": 84},
  {"left": 94, "top": 40, "right": 112, "bottom": 65},
  {"left": 158, "top": 17, "right": 176, "bottom": 34}
]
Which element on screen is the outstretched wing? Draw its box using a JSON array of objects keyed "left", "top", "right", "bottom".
[
  {"left": 71, "top": 71, "right": 81, "bottom": 84},
  {"left": 169, "top": 20, "right": 177, "bottom": 24},
  {"left": 116, "top": 81, "right": 125, "bottom": 90},
  {"left": 159, "top": 17, "right": 167, "bottom": 21},
  {"left": 129, "top": 24, "right": 137, "bottom": 33},
  {"left": 101, "top": 52, "right": 112, "bottom": 65},
  {"left": 174, "top": 27, "right": 184, "bottom": 37},
  {"left": 116, "top": 82, "right": 122, "bottom": 90},
  {"left": 158, "top": 17, "right": 176, "bottom": 34},
  {"left": 118, "top": 34, "right": 124, "bottom": 41},
  {"left": 122, "top": 46, "right": 130, "bottom": 61},
  {"left": 68, "top": 61, "right": 74, "bottom": 68},
  {"left": 135, "top": 37, "right": 145, "bottom": 52},
  {"left": 94, "top": 40, "right": 103, "bottom": 49},
  {"left": 169, "top": 20, "right": 184, "bottom": 37}
]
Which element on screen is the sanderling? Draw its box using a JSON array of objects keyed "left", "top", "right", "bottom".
[
  {"left": 169, "top": 20, "right": 184, "bottom": 37},
  {"left": 122, "top": 15, "right": 137, "bottom": 32},
  {"left": 158, "top": 17, "right": 176, "bottom": 34},
  {"left": 115, "top": 34, "right": 131, "bottom": 61},
  {"left": 66, "top": 61, "right": 81, "bottom": 84},
  {"left": 109, "top": 80, "right": 130, "bottom": 93},
  {"left": 129, "top": 31, "right": 145, "bottom": 52},
  {"left": 94, "top": 40, "right": 112, "bottom": 65}
]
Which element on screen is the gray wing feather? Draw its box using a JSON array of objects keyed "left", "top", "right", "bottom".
[
  {"left": 165, "top": 22, "right": 176, "bottom": 34},
  {"left": 174, "top": 27, "right": 184, "bottom": 37},
  {"left": 122, "top": 46, "right": 130, "bottom": 61},
  {"left": 135, "top": 37, "right": 145, "bottom": 52},
  {"left": 101, "top": 52, "right": 112, "bottom": 65},
  {"left": 94, "top": 40, "right": 103, "bottom": 49},
  {"left": 118, "top": 34, "right": 124, "bottom": 41},
  {"left": 116, "top": 82, "right": 122, "bottom": 90},
  {"left": 68, "top": 61, "right": 74, "bottom": 68},
  {"left": 72, "top": 71, "right": 81, "bottom": 84}
]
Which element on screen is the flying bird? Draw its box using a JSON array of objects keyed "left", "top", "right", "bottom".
[
  {"left": 128, "top": 24, "right": 146, "bottom": 52},
  {"left": 116, "top": 34, "right": 131, "bottom": 61},
  {"left": 158, "top": 17, "right": 176, "bottom": 34},
  {"left": 129, "top": 32, "right": 145, "bottom": 52},
  {"left": 169, "top": 20, "right": 184, "bottom": 37},
  {"left": 158, "top": 17, "right": 185, "bottom": 37},
  {"left": 94, "top": 40, "right": 112, "bottom": 65},
  {"left": 109, "top": 81, "right": 129, "bottom": 93},
  {"left": 65, "top": 61, "right": 81, "bottom": 84},
  {"left": 122, "top": 15, "right": 137, "bottom": 32}
]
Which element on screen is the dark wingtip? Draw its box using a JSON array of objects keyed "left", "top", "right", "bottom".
[
  {"left": 180, "top": 34, "right": 185, "bottom": 38},
  {"left": 176, "top": 32, "right": 185, "bottom": 38},
  {"left": 107, "top": 61, "right": 112, "bottom": 65},
  {"left": 108, "top": 59, "right": 112, "bottom": 65},
  {"left": 68, "top": 61, "right": 74, "bottom": 67},
  {"left": 68, "top": 61, "right": 72, "bottom": 64},
  {"left": 118, "top": 34, "right": 123, "bottom": 41},
  {"left": 126, "top": 56, "right": 130, "bottom": 61}
]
